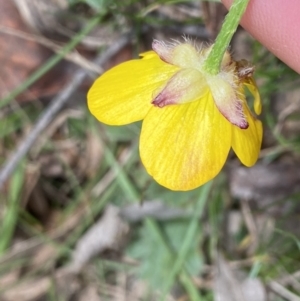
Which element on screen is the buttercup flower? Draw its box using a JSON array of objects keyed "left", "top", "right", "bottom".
[{"left": 88, "top": 40, "right": 262, "bottom": 191}]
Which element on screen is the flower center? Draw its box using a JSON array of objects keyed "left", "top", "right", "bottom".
[{"left": 151, "top": 40, "right": 251, "bottom": 129}]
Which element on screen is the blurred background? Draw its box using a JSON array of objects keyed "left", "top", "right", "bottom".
[{"left": 1, "top": 0, "right": 300, "bottom": 300}]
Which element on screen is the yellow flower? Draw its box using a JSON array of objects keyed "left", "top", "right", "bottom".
[{"left": 88, "top": 40, "right": 262, "bottom": 191}]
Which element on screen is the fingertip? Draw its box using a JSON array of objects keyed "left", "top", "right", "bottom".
[{"left": 221, "top": 0, "right": 300, "bottom": 73}]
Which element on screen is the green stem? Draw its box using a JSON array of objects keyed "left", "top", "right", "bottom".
[{"left": 202, "top": 0, "right": 250, "bottom": 75}]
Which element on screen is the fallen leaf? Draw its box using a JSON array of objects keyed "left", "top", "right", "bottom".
[
  {"left": 228, "top": 161, "right": 300, "bottom": 213},
  {"left": 214, "top": 256, "right": 266, "bottom": 301},
  {"left": 69, "top": 205, "right": 129, "bottom": 273},
  {"left": 0, "top": 0, "right": 73, "bottom": 102}
]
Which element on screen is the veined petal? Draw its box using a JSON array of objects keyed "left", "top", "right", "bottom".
[
  {"left": 88, "top": 54, "right": 179, "bottom": 125},
  {"left": 152, "top": 69, "right": 209, "bottom": 107},
  {"left": 140, "top": 94, "right": 232, "bottom": 191},
  {"left": 208, "top": 77, "right": 248, "bottom": 129},
  {"left": 244, "top": 77, "right": 262, "bottom": 115},
  {"left": 231, "top": 103, "right": 263, "bottom": 167}
]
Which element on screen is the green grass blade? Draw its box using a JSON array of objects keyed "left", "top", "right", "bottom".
[
  {"left": 0, "top": 16, "right": 100, "bottom": 109},
  {"left": 0, "top": 163, "right": 25, "bottom": 254},
  {"left": 159, "top": 181, "right": 212, "bottom": 301},
  {"left": 95, "top": 131, "right": 203, "bottom": 299}
]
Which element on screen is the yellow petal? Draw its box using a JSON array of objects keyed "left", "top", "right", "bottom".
[
  {"left": 139, "top": 50, "right": 157, "bottom": 58},
  {"left": 140, "top": 94, "right": 232, "bottom": 191},
  {"left": 87, "top": 54, "right": 179, "bottom": 125},
  {"left": 244, "top": 77, "right": 262, "bottom": 115},
  {"left": 231, "top": 104, "right": 263, "bottom": 167}
]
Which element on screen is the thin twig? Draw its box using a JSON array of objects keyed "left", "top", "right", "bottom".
[
  {"left": 0, "top": 144, "right": 134, "bottom": 265},
  {"left": 0, "top": 25, "right": 102, "bottom": 73},
  {"left": 120, "top": 200, "right": 191, "bottom": 222},
  {"left": 279, "top": 270, "right": 300, "bottom": 283},
  {"left": 0, "top": 35, "right": 130, "bottom": 190},
  {"left": 268, "top": 281, "right": 300, "bottom": 301},
  {"left": 92, "top": 146, "right": 134, "bottom": 197},
  {"left": 240, "top": 199, "right": 258, "bottom": 254}
]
